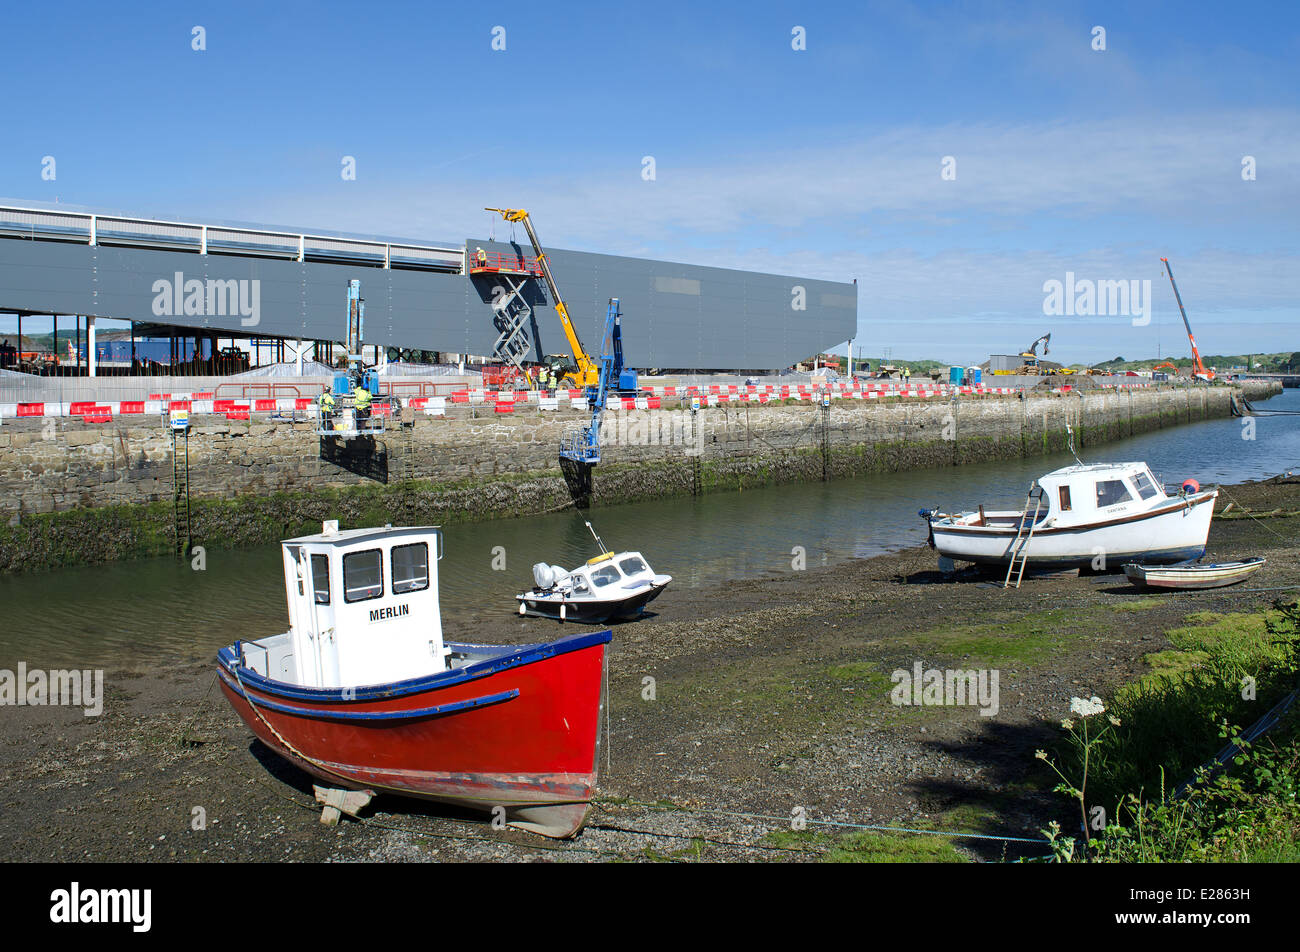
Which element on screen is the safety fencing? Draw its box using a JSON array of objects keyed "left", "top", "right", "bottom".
[{"left": 0, "top": 377, "right": 1153, "bottom": 423}]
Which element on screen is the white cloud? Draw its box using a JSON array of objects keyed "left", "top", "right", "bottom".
[{"left": 189, "top": 109, "right": 1300, "bottom": 360}]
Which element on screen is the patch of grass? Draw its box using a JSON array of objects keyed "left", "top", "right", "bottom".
[
  {"left": 1109, "top": 599, "right": 1166, "bottom": 612},
  {"left": 764, "top": 828, "right": 968, "bottom": 863},
  {"left": 1120, "top": 610, "right": 1282, "bottom": 697},
  {"left": 642, "top": 838, "right": 707, "bottom": 862},
  {"left": 825, "top": 662, "right": 892, "bottom": 691},
  {"left": 677, "top": 655, "right": 900, "bottom": 732},
  {"left": 1054, "top": 603, "right": 1300, "bottom": 825},
  {"left": 912, "top": 608, "right": 1083, "bottom": 664}
]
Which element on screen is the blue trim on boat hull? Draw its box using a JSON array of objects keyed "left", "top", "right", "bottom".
[
  {"left": 218, "top": 628, "right": 612, "bottom": 704},
  {"left": 217, "top": 675, "right": 519, "bottom": 722}
]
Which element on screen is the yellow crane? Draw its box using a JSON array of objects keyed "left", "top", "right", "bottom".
[{"left": 484, "top": 207, "right": 599, "bottom": 389}]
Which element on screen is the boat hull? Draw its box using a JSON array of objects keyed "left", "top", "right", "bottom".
[
  {"left": 517, "top": 581, "right": 670, "bottom": 623},
  {"left": 1124, "top": 558, "right": 1265, "bottom": 590},
  {"left": 217, "top": 630, "right": 611, "bottom": 838},
  {"left": 929, "top": 491, "right": 1217, "bottom": 570}
]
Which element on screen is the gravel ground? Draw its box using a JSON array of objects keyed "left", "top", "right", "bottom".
[{"left": 2, "top": 474, "right": 1296, "bottom": 863}]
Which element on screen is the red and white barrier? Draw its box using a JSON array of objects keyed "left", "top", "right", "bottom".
[{"left": 0, "top": 378, "right": 1157, "bottom": 422}]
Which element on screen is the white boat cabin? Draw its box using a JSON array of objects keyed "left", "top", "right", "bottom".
[
  {"left": 273, "top": 521, "right": 448, "bottom": 689},
  {"left": 1033, "top": 462, "right": 1169, "bottom": 525},
  {"left": 531, "top": 551, "right": 659, "bottom": 597},
  {"left": 953, "top": 462, "right": 1172, "bottom": 528}
]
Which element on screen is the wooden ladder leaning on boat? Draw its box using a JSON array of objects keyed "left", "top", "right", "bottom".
[{"left": 1004, "top": 484, "right": 1045, "bottom": 589}]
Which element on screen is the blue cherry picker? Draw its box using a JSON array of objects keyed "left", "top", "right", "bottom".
[{"left": 559, "top": 297, "right": 637, "bottom": 465}]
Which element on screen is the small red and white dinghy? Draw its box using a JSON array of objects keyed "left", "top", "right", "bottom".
[
  {"left": 217, "top": 521, "right": 611, "bottom": 838},
  {"left": 1123, "top": 557, "right": 1265, "bottom": 590}
]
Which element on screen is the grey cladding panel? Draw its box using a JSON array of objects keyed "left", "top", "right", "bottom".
[{"left": 0, "top": 235, "right": 855, "bottom": 369}]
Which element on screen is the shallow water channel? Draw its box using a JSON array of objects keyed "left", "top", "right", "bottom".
[{"left": 3, "top": 388, "right": 1296, "bottom": 668}]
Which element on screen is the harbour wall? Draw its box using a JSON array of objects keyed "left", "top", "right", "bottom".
[{"left": 0, "top": 381, "right": 1279, "bottom": 572}]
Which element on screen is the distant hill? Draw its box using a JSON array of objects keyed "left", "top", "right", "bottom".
[
  {"left": 1090, "top": 352, "right": 1299, "bottom": 373},
  {"left": 1, "top": 329, "right": 134, "bottom": 353},
  {"left": 850, "top": 357, "right": 948, "bottom": 373}
]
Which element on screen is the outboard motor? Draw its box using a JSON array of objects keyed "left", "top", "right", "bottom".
[
  {"left": 532, "top": 562, "right": 556, "bottom": 590},
  {"left": 550, "top": 565, "right": 571, "bottom": 587}
]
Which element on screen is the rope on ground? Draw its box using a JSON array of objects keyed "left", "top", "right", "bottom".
[
  {"left": 208, "top": 749, "right": 810, "bottom": 859},
  {"left": 194, "top": 675, "right": 1033, "bottom": 857},
  {"left": 594, "top": 795, "right": 1049, "bottom": 845},
  {"left": 207, "top": 752, "right": 622, "bottom": 857},
  {"left": 1215, "top": 486, "right": 1296, "bottom": 544},
  {"left": 172, "top": 671, "right": 219, "bottom": 748}
]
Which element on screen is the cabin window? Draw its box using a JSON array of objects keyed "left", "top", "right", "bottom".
[
  {"left": 1132, "top": 471, "right": 1158, "bottom": 500},
  {"left": 591, "top": 565, "right": 622, "bottom": 588},
  {"left": 311, "top": 553, "right": 330, "bottom": 605},
  {"left": 343, "top": 549, "right": 384, "bottom": 602},
  {"left": 1058, "top": 487, "right": 1072, "bottom": 511},
  {"left": 391, "top": 543, "right": 429, "bottom": 594},
  {"left": 1095, "top": 479, "right": 1134, "bottom": 508},
  {"left": 619, "top": 556, "right": 648, "bottom": 575}
]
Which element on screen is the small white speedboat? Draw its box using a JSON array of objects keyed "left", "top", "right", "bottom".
[
  {"left": 1124, "top": 558, "right": 1265, "bottom": 590},
  {"left": 517, "top": 523, "right": 671, "bottom": 623},
  {"left": 923, "top": 462, "right": 1218, "bottom": 571}
]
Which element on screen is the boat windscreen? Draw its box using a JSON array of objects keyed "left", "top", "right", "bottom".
[
  {"left": 1095, "top": 479, "right": 1134, "bottom": 508},
  {"left": 591, "top": 565, "right": 622, "bottom": 587},
  {"left": 1132, "top": 471, "right": 1158, "bottom": 500},
  {"left": 619, "top": 556, "right": 648, "bottom": 575}
]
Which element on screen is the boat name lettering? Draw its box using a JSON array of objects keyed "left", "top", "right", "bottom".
[{"left": 368, "top": 604, "right": 410, "bottom": 623}]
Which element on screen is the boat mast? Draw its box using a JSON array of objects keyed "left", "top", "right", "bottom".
[{"left": 585, "top": 521, "right": 609, "bottom": 554}]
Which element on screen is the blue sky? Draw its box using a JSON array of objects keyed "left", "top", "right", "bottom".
[{"left": 2, "top": 0, "right": 1297, "bottom": 363}]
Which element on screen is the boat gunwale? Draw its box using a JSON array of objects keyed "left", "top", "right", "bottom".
[
  {"left": 216, "top": 676, "right": 521, "bottom": 722},
  {"left": 517, "top": 578, "right": 670, "bottom": 603},
  {"left": 931, "top": 489, "right": 1217, "bottom": 538},
  {"left": 1124, "top": 557, "right": 1265, "bottom": 574},
  {"left": 217, "top": 628, "right": 612, "bottom": 704}
]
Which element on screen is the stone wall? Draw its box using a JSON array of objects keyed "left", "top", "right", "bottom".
[{"left": 0, "top": 381, "right": 1279, "bottom": 572}]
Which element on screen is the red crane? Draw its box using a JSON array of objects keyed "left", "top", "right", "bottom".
[{"left": 1160, "top": 257, "right": 1213, "bottom": 380}]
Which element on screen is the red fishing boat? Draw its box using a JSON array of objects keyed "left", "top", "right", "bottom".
[{"left": 217, "top": 521, "right": 611, "bottom": 838}]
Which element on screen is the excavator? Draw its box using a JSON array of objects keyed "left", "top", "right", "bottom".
[
  {"left": 485, "top": 207, "right": 602, "bottom": 390},
  {"left": 1160, "top": 257, "right": 1214, "bottom": 381},
  {"left": 1017, "top": 333, "right": 1051, "bottom": 374}
]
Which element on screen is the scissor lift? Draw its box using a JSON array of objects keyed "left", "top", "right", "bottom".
[{"left": 470, "top": 250, "right": 546, "bottom": 380}]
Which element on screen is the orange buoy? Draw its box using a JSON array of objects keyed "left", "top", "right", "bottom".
[{"left": 1182, "top": 478, "right": 1200, "bottom": 494}]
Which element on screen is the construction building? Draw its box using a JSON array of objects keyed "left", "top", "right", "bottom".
[{"left": 0, "top": 203, "right": 857, "bottom": 378}]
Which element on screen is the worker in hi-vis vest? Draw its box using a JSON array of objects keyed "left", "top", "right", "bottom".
[
  {"left": 319, "top": 389, "right": 336, "bottom": 428},
  {"left": 353, "top": 382, "right": 372, "bottom": 423},
  {"left": 475, "top": 246, "right": 487, "bottom": 268}
]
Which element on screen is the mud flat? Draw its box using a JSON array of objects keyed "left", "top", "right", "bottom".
[{"left": 1, "top": 472, "right": 1296, "bottom": 862}]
